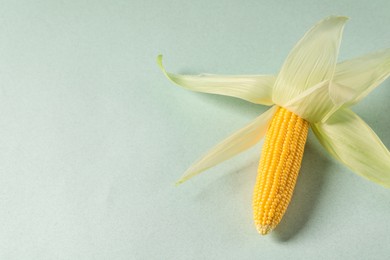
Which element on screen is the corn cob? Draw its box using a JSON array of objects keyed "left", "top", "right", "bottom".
[{"left": 253, "top": 107, "right": 309, "bottom": 235}]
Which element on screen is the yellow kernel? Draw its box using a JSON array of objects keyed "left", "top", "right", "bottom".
[{"left": 252, "top": 107, "right": 309, "bottom": 235}]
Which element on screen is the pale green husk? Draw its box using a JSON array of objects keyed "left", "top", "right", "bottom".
[
  {"left": 158, "top": 16, "right": 390, "bottom": 187},
  {"left": 313, "top": 109, "right": 390, "bottom": 188},
  {"left": 157, "top": 55, "right": 275, "bottom": 105},
  {"left": 272, "top": 16, "right": 348, "bottom": 106}
]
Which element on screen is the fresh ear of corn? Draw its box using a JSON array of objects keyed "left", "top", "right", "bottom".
[{"left": 253, "top": 107, "right": 309, "bottom": 235}]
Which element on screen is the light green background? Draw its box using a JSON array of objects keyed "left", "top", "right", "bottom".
[{"left": 0, "top": 0, "right": 389, "bottom": 259}]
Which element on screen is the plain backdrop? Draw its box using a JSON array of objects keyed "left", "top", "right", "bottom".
[{"left": 0, "top": 0, "right": 389, "bottom": 259}]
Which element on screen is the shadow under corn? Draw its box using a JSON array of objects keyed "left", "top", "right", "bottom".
[
  {"left": 189, "top": 129, "right": 332, "bottom": 241},
  {"left": 272, "top": 139, "right": 331, "bottom": 242}
]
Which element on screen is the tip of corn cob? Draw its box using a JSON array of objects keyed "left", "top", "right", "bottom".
[{"left": 256, "top": 224, "right": 273, "bottom": 235}]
